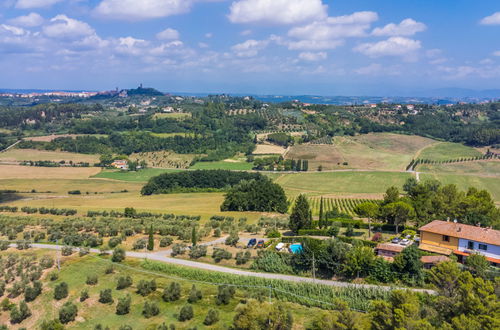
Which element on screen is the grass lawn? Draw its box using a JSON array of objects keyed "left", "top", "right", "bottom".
[
  {"left": 0, "top": 149, "right": 100, "bottom": 163},
  {"left": 190, "top": 161, "right": 253, "bottom": 171},
  {"left": 93, "top": 168, "right": 182, "bottom": 182},
  {"left": 274, "top": 171, "right": 412, "bottom": 197},
  {"left": 418, "top": 142, "right": 482, "bottom": 161}
]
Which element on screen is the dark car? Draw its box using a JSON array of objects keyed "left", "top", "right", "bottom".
[
  {"left": 391, "top": 237, "right": 401, "bottom": 244},
  {"left": 256, "top": 240, "right": 265, "bottom": 248},
  {"left": 247, "top": 238, "right": 257, "bottom": 248}
]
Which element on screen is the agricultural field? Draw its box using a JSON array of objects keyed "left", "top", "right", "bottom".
[
  {"left": 274, "top": 171, "right": 412, "bottom": 198},
  {"left": 418, "top": 160, "right": 500, "bottom": 176},
  {"left": 23, "top": 134, "right": 107, "bottom": 142},
  {"left": 417, "top": 142, "right": 483, "bottom": 161},
  {"left": 252, "top": 143, "right": 287, "bottom": 155},
  {"left": 152, "top": 112, "right": 191, "bottom": 119},
  {"left": 304, "top": 196, "right": 381, "bottom": 216},
  {"left": 0, "top": 149, "right": 99, "bottom": 164},
  {"left": 189, "top": 160, "right": 253, "bottom": 171},
  {"left": 129, "top": 151, "right": 197, "bottom": 169},
  {"left": 93, "top": 169, "right": 182, "bottom": 182},
  {"left": 0, "top": 165, "right": 101, "bottom": 180}
]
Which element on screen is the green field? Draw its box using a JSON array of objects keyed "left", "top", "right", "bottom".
[
  {"left": 419, "top": 160, "right": 500, "bottom": 176},
  {"left": 153, "top": 112, "right": 191, "bottom": 119},
  {"left": 150, "top": 132, "right": 194, "bottom": 138},
  {"left": 274, "top": 171, "right": 412, "bottom": 197},
  {"left": 418, "top": 142, "right": 482, "bottom": 161},
  {"left": 190, "top": 161, "right": 253, "bottom": 171},
  {"left": 93, "top": 169, "right": 182, "bottom": 182}
]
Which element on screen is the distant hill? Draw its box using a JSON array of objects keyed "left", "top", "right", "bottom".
[{"left": 126, "top": 85, "right": 163, "bottom": 96}]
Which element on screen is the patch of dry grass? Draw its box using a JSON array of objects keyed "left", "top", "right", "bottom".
[{"left": 0, "top": 149, "right": 99, "bottom": 163}]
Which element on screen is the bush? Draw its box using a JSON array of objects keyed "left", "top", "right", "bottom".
[
  {"left": 108, "top": 237, "right": 122, "bottom": 248},
  {"left": 24, "top": 281, "right": 42, "bottom": 302},
  {"left": 61, "top": 246, "right": 73, "bottom": 256},
  {"left": 68, "top": 190, "right": 81, "bottom": 195},
  {"left": 137, "top": 280, "right": 156, "bottom": 296},
  {"left": 116, "top": 295, "right": 131, "bottom": 315},
  {"left": 189, "top": 245, "right": 207, "bottom": 259},
  {"left": 132, "top": 238, "right": 147, "bottom": 250},
  {"left": 216, "top": 285, "right": 235, "bottom": 305},
  {"left": 142, "top": 301, "right": 159, "bottom": 318},
  {"left": 112, "top": 248, "right": 126, "bottom": 262},
  {"left": 10, "top": 301, "right": 31, "bottom": 324},
  {"left": 159, "top": 236, "right": 173, "bottom": 247},
  {"left": 212, "top": 248, "right": 232, "bottom": 263},
  {"left": 79, "top": 247, "right": 90, "bottom": 256},
  {"left": 266, "top": 229, "right": 281, "bottom": 238},
  {"left": 116, "top": 276, "right": 133, "bottom": 290},
  {"left": 98, "top": 289, "right": 113, "bottom": 304},
  {"left": 49, "top": 272, "right": 59, "bottom": 281},
  {"left": 162, "top": 282, "right": 181, "bottom": 302},
  {"left": 178, "top": 305, "right": 194, "bottom": 321},
  {"left": 187, "top": 285, "right": 202, "bottom": 303},
  {"left": 171, "top": 243, "right": 186, "bottom": 256},
  {"left": 59, "top": 302, "right": 77, "bottom": 324},
  {"left": 40, "top": 256, "right": 54, "bottom": 269},
  {"left": 203, "top": 309, "right": 219, "bottom": 325},
  {"left": 251, "top": 250, "right": 293, "bottom": 274},
  {"left": 225, "top": 231, "right": 239, "bottom": 246},
  {"left": 80, "top": 289, "right": 89, "bottom": 302},
  {"left": 235, "top": 251, "right": 251, "bottom": 265},
  {"left": 54, "top": 282, "right": 68, "bottom": 300},
  {"left": 86, "top": 274, "right": 98, "bottom": 285},
  {"left": 40, "top": 319, "right": 64, "bottom": 330},
  {"left": 105, "top": 265, "right": 115, "bottom": 274}
]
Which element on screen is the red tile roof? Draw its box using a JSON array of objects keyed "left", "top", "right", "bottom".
[
  {"left": 419, "top": 220, "right": 500, "bottom": 246},
  {"left": 376, "top": 243, "right": 405, "bottom": 253},
  {"left": 420, "top": 255, "right": 450, "bottom": 264}
]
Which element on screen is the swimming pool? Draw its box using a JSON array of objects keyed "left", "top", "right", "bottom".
[{"left": 289, "top": 243, "right": 303, "bottom": 254}]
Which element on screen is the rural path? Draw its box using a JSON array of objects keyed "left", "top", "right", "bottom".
[
  {"left": 152, "top": 236, "right": 229, "bottom": 257},
  {"left": 10, "top": 243, "right": 435, "bottom": 294},
  {"left": 0, "top": 140, "right": 21, "bottom": 153}
]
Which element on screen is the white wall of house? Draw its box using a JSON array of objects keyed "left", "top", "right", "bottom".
[{"left": 457, "top": 238, "right": 500, "bottom": 259}]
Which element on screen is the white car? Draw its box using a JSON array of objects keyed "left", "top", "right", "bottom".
[{"left": 400, "top": 239, "right": 411, "bottom": 246}]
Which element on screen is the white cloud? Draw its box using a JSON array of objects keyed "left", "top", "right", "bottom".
[
  {"left": 354, "top": 37, "right": 421, "bottom": 59},
  {"left": 15, "top": 0, "right": 62, "bottom": 9},
  {"left": 228, "top": 0, "right": 327, "bottom": 25},
  {"left": 494, "top": 50, "right": 500, "bottom": 56},
  {"left": 156, "top": 28, "right": 179, "bottom": 40},
  {"left": 43, "top": 15, "right": 95, "bottom": 40},
  {"left": 298, "top": 51, "right": 327, "bottom": 61},
  {"left": 240, "top": 29, "right": 252, "bottom": 36},
  {"left": 372, "top": 18, "right": 426, "bottom": 36},
  {"left": 231, "top": 39, "right": 269, "bottom": 57},
  {"left": 8, "top": 13, "right": 44, "bottom": 27},
  {"left": 94, "top": 0, "right": 192, "bottom": 20},
  {"left": 198, "top": 42, "right": 209, "bottom": 48},
  {"left": 480, "top": 12, "right": 500, "bottom": 25},
  {"left": 355, "top": 63, "right": 382, "bottom": 75},
  {"left": 205, "top": 33, "right": 213, "bottom": 38},
  {"left": 1, "top": 24, "right": 27, "bottom": 36},
  {"left": 115, "top": 36, "right": 149, "bottom": 55},
  {"left": 286, "top": 39, "right": 344, "bottom": 50}
]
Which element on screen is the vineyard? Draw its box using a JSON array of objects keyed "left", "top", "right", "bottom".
[{"left": 288, "top": 196, "right": 382, "bottom": 216}]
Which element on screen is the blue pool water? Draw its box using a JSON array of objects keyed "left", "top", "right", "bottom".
[{"left": 289, "top": 243, "right": 303, "bottom": 254}]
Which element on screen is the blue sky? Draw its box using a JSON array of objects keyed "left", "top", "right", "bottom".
[{"left": 0, "top": 0, "right": 499, "bottom": 95}]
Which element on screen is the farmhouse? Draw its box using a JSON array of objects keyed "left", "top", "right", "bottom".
[
  {"left": 375, "top": 243, "right": 405, "bottom": 261},
  {"left": 111, "top": 160, "right": 128, "bottom": 170},
  {"left": 419, "top": 220, "right": 500, "bottom": 266}
]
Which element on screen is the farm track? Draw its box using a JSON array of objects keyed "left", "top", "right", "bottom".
[{"left": 11, "top": 243, "right": 435, "bottom": 295}]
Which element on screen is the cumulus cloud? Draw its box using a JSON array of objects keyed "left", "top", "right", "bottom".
[
  {"left": 15, "top": 0, "right": 62, "bottom": 9},
  {"left": 480, "top": 12, "right": 500, "bottom": 25},
  {"left": 8, "top": 12, "right": 44, "bottom": 27},
  {"left": 231, "top": 39, "right": 269, "bottom": 57},
  {"left": 228, "top": 0, "right": 327, "bottom": 25},
  {"left": 43, "top": 15, "right": 95, "bottom": 40},
  {"left": 156, "top": 28, "right": 179, "bottom": 40},
  {"left": 354, "top": 37, "right": 421, "bottom": 59},
  {"left": 494, "top": 51, "right": 500, "bottom": 56},
  {"left": 94, "top": 0, "right": 192, "bottom": 20},
  {"left": 372, "top": 18, "right": 426, "bottom": 36},
  {"left": 298, "top": 51, "right": 327, "bottom": 61},
  {"left": 285, "top": 39, "right": 344, "bottom": 51}
]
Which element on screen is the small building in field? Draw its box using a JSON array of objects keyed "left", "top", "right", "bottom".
[
  {"left": 419, "top": 220, "right": 500, "bottom": 266},
  {"left": 375, "top": 243, "right": 405, "bottom": 261},
  {"left": 111, "top": 160, "right": 128, "bottom": 170}
]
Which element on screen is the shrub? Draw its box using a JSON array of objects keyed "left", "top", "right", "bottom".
[
  {"left": 24, "top": 281, "right": 42, "bottom": 302},
  {"left": 59, "top": 302, "right": 77, "bottom": 324},
  {"left": 80, "top": 289, "right": 89, "bottom": 302},
  {"left": 235, "top": 251, "right": 251, "bottom": 265},
  {"left": 112, "top": 248, "right": 126, "bottom": 262},
  {"left": 49, "top": 272, "right": 59, "bottom": 281},
  {"left": 159, "top": 236, "right": 173, "bottom": 247},
  {"left": 204, "top": 309, "right": 219, "bottom": 325},
  {"left": 132, "top": 238, "right": 147, "bottom": 250},
  {"left": 371, "top": 232, "right": 383, "bottom": 242},
  {"left": 10, "top": 301, "right": 31, "bottom": 324},
  {"left": 266, "top": 229, "right": 281, "bottom": 238},
  {"left": 136, "top": 280, "right": 156, "bottom": 296},
  {"left": 212, "top": 248, "right": 232, "bottom": 263},
  {"left": 61, "top": 246, "right": 73, "bottom": 256},
  {"left": 98, "top": 289, "right": 113, "bottom": 304},
  {"left": 105, "top": 265, "right": 115, "bottom": 274},
  {"left": 86, "top": 274, "right": 98, "bottom": 285},
  {"left": 116, "top": 276, "right": 133, "bottom": 290},
  {"left": 79, "top": 247, "right": 90, "bottom": 256},
  {"left": 178, "top": 305, "right": 194, "bottom": 321},
  {"left": 162, "top": 282, "right": 181, "bottom": 302},
  {"left": 142, "top": 301, "right": 159, "bottom": 318},
  {"left": 216, "top": 285, "right": 235, "bottom": 305},
  {"left": 68, "top": 190, "right": 81, "bottom": 195},
  {"left": 171, "top": 243, "right": 186, "bottom": 256},
  {"left": 189, "top": 245, "right": 207, "bottom": 259},
  {"left": 108, "top": 237, "right": 122, "bottom": 248},
  {"left": 39, "top": 256, "right": 54, "bottom": 269},
  {"left": 187, "top": 285, "right": 202, "bottom": 303},
  {"left": 116, "top": 295, "right": 131, "bottom": 315},
  {"left": 54, "top": 282, "right": 68, "bottom": 300},
  {"left": 40, "top": 319, "right": 64, "bottom": 330},
  {"left": 225, "top": 231, "right": 239, "bottom": 247}
]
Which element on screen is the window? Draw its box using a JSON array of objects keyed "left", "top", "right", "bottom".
[
  {"left": 478, "top": 244, "right": 488, "bottom": 251},
  {"left": 442, "top": 235, "right": 450, "bottom": 242},
  {"left": 468, "top": 241, "right": 474, "bottom": 250}
]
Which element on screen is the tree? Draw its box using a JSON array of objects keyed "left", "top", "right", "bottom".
[
  {"left": 383, "top": 186, "right": 400, "bottom": 205},
  {"left": 178, "top": 305, "right": 194, "bottom": 321},
  {"left": 216, "top": 285, "right": 235, "bottom": 305},
  {"left": 112, "top": 247, "right": 126, "bottom": 262},
  {"left": 40, "top": 319, "right": 65, "bottom": 330},
  {"left": 354, "top": 202, "right": 380, "bottom": 238},
  {"left": 343, "top": 244, "right": 376, "bottom": 278},
  {"left": 98, "top": 289, "right": 113, "bottom": 304},
  {"left": 80, "top": 289, "right": 89, "bottom": 302},
  {"left": 393, "top": 245, "right": 424, "bottom": 285},
  {"left": 232, "top": 302, "right": 293, "bottom": 330},
  {"left": 59, "top": 302, "right": 77, "bottom": 324},
  {"left": 117, "top": 276, "right": 133, "bottom": 290},
  {"left": 142, "top": 301, "right": 159, "bottom": 318},
  {"left": 116, "top": 295, "right": 131, "bottom": 315},
  {"left": 137, "top": 280, "right": 156, "bottom": 296},
  {"left": 225, "top": 230, "right": 239, "bottom": 246},
  {"left": 162, "top": 282, "right": 181, "bottom": 302},
  {"left": 204, "top": 309, "right": 219, "bottom": 325},
  {"left": 381, "top": 201, "right": 415, "bottom": 234},
  {"left": 318, "top": 197, "right": 324, "bottom": 229},
  {"left": 147, "top": 225, "right": 154, "bottom": 251},
  {"left": 465, "top": 254, "right": 489, "bottom": 279},
  {"left": 191, "top": 226, "right": 197, "bottom": 246},
  {"left": 289, "top": 194, "right": 311, "bottom": 233},
  {"left": 54, "top": 282, "right": 68, "bottom": 300},
  {"left": 10, "top": 300, "right": 31, "bottom": 324},
  {"left": 189, "top": 245, "right": 207, "bottom": 259},
  {"left": 187, "top": 284, "right": 202, "bottom": 303}
]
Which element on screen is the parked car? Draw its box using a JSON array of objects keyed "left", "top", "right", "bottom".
[
  {"left": 275, "top": 242, "right": 285, "bottom": 251},
  {"left": 400, "top": 239, "right": 411, "bottom": 246},
  {"left": 247, "top": 238, "right": 257, "bottom": 248},
  {"left": 256, "top": 240, "right": 265, "bottom": 248},
  {"left": 391, "top": 237, "right": 401, "bottom": 244}
]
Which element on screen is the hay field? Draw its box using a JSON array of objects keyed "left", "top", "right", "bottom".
[
  {"left": 418, "top": 142, "right": 482, "bottom": 161},
  {"left": 253, "top": 143, "right": 287, "bottom": 155},
  {"left": 0, "top": 165, "right": 100, "bottom": 180},
  {"left": 0, "top": 149, "right": 99, "bottom": 163},
  {"left": 93, "top": 169, "right": 182, "bottom": 182}
]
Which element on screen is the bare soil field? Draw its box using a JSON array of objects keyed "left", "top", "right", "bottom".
[
  {"left": 0, "top": 149, "right": 100, "bottom": 163},
  {"left": 0, "top": 165, "right": 100, "bottom": 179}
]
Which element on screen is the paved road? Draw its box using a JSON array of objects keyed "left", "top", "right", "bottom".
[{"left": 10, "top": 243, "right": 435, "bottom": 294}]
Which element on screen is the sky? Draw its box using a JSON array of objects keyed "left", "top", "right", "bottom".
[{"left": 0, "top": 0, "right": 499, "bottom": 96}]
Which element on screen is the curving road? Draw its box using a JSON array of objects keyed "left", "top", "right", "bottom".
[{"left": 9, "top": 242, "right": 435, "bottom": 294}]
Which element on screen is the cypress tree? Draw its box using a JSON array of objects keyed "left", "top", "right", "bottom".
[
  {"left": 289, "top": 195, "right": 311, "bottom": 233},
  {"left": 191, "top": 226, "right": 197, "bottom": 246},
  {"left": 147, "top": 225, "right": 154, "bottom": 251},
  {"left": 296, "top": 160, "right": 302, "bottom": 172}
]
